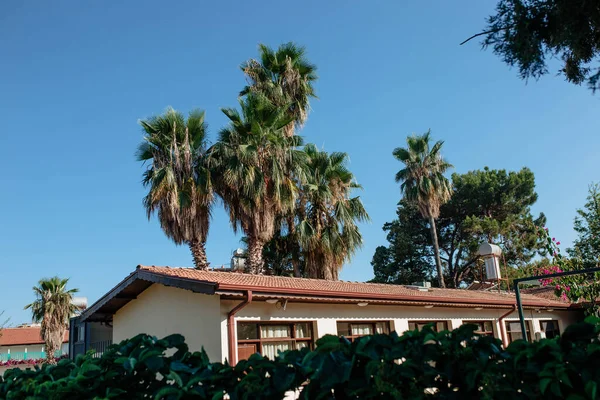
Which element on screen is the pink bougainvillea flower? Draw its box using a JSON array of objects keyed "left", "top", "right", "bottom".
[
  {"left": 561, "top": 293, "right": 568, "bottom": 301},
  {"left": 556, "top": 242, "right": 561, "bottom": 245}
]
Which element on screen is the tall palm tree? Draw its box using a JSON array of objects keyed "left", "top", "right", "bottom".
[
  {"left": 393, "top": 130, "right": 453, "bottom": 287},
  {"left": 137, "top": 108, "right": 213, "bottom": 269},
  {"left": 24, "top": 277, "right": 79, "bottom": 364},
  {"left": 240, "top": 42, "right": 317, "bottom": 137},
  {"left": 210, "top": 94, "right": 306, "bottom": 274},
  {"left": 297, "top": 144, "right": 369, "bottom": 280}
]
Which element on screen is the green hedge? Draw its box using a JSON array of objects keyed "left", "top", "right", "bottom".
[{"left": 2, "top": 318, "right": 600, "bottom": 399}]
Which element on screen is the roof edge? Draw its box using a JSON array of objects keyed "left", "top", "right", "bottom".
[
  {"left": 79, "top": 268, "right": 219, "bottom": 322},
  {"left": 214, "top": 284, "right": 570, "bottom": 309}
]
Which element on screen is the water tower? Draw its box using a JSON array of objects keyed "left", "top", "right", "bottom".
[
  {"left": 477, "top": 243, "right": 502, "bottom": 281},
  {"left": 231, "top": 248, "right": 247, "bottom": 272}
]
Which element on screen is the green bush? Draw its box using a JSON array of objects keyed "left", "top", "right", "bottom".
[{"left": 2, "top": 317, "right": 600, "bottom": 399}]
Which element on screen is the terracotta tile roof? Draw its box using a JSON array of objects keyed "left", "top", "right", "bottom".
[
  {"left": 0, "top": 327, "right": 69, "bottom": 346},
  {"left": 521, "top": 287, "right": 567, "bottom": 302},
  {"left": 137, "top": 265, "right": 569, "bottom": 308}
]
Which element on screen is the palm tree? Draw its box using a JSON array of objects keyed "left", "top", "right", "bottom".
[
  {"left": 240, "top": 42, "right": 317, "bottom": 137},
  {"left": 393, "top": 130, "right": 453, "bottom": 287},
  {"left": 137, "top": 108, "right": 213, "bottom": 269},
  {"left": 24, "top": 277, "right": 79, "bottom": 364},
  {"left": 297, "top": 144, "right": 369, "bottom": 280},
  {"left": 210, "top": 94, "right": 306, "bottom": 274}
]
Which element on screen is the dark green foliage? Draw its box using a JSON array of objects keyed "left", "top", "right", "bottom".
[
  {"left": 568, "top": 183, "right": 600, "bottom": 268},
  {"left": 3, "top": 319, "right": 600, "bottom": 399},
  {"left": 371, "top": 200, "right": 432, "bottom": 285},
  {"left": 471, "top": 0, "right": 600, "bottom": 92},
  {"left": 373, "top": 167, "right": 546, "bottom": 287}
]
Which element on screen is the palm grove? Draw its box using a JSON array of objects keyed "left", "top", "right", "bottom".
[
  {"left": 137, "top": 42, "right": 599, "bottom": 287},
  {"left": 138, "top": 43, "right": 368, "bottom": 280}
]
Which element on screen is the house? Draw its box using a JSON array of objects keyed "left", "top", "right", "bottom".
[
  {"left": 70, "top": 265, "right": 581, "bottom": 364},
  {"left": 0, "top": 325, "right": 69, "bottom": 361}
]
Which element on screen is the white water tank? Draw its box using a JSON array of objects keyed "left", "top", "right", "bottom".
[
  {"left": 477, "top": 243, "right": 502, "bottom": 280},
  {"left": 72, "top": 297, "right": 88, "bottom": 309},
  {"left": 231, "top": 248, "right": 247, "bottom": 272}
]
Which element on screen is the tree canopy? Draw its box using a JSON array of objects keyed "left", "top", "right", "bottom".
[
  {"left": 136, "top": 43, "right": 370, "bottom": 279},
  {"left": 371, "top": 200, "right": 432, "bottom": 285},
  {"left": 372, "top": 167, "right": 546, "bottom": 287},
  {"left": 393, "top": 131, "right": 453, "bottom": 287},
  {"left": 568, "top": 183, "right": 600, "bottom": 268},
  {"left": 24, "top": 277, "right": 79, "bottom": 364},
  {"left": 209, "top": 94, "right": 306, "bottom": 274},
  {"left": 466, "top": 0, "right": 600, "bottom": 92},
  {"left": 240, "top": 42, "right": 317, "bottom": 137},
  {"left": 137, "top": 108, "right": 213, "bottom": 269}
]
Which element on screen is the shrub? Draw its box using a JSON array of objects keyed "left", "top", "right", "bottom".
[
  {"left": 1, "top": 317, "right": 600, "bottom": 399},
  {"left": 0, "top": 357, "right": 66, "bottom": 368}
]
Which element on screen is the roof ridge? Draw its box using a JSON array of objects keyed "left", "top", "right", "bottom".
[{"left": 138, "top": 265, "right": 433, "bottom": 288}]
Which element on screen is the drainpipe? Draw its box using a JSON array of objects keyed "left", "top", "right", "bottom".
[
  {"left": 227, "top": 290, "right": 252, "bottom": 366},
  {"left": 498, "top": 305, "right": 517, "bottom": 348}
]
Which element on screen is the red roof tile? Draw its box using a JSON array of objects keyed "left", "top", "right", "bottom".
[
  {"left": 0, "top": 327, "right": 69, "bottom": 346},
  {"left": 137, "top": 265, "right": 569, "bottom": 308}
]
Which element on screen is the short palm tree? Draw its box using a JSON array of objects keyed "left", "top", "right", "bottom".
[
  {"left": 393, "top": 131, "right": 453, "bottom": 288},
  {"left": 24, "top": 277, "right": 79, "bottom": 364},
  {"left": 241, "top": 42, "right": 317, "bottom": 137},
  {"left": 137, "top": 108, "right": 213, "bottom": 269},
  {"left": 210, "top": 94, "right": 306, "bottom": 274},
  {"left": 298, "top": 144, "right": 369, "bottom": 280}
]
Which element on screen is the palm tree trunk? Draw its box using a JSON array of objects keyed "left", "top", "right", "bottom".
[
  {"left": 189, "top": 238, "right": 209, "bottom": 270},
  {"left": 287, "top": 216, "right": 302, "bottom": 277},
  {"left": 44, "top": 332, "right": 60, "bottom": 365},
  {"left": 323, "top": 266, "right": 338, "bottom": 281},
  {"left": 292, "top": 259, "right": 301, "bottom": 277},
  {"left": 428, "top": 215, "right": 446, "bottom": 288},
  {"left": 247, "top": 236, "right": 265, "bottom": 274}
]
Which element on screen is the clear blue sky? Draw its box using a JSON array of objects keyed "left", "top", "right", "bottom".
[{"left": 1, "top": 1, "right": 598, "bottom": 325}]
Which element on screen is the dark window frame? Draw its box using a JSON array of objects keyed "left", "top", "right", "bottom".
[
  {"left": 336, "top": 321, "right": 391, "bottom": 342},
  {"left": 505, "top": 320, "right": 532, "bottom": 343},
  {"left": 539, "top": 320, "right": 560, "bottom": 339},
  {"left": 466, "top": 321, "right": 495, "bottom": 337},
  {"left": 408, "top": 320, "right": 449, "bottom": 333},
  {"left": 236, "top": 321, "right": 314, "bottom": 358}
]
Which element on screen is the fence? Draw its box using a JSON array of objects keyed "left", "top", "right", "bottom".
[{"left": 89, "top": 340, "right": 112, "bottom": 358}]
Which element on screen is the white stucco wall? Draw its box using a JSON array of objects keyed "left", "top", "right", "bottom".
[
  {"left": 221, "top": 299, "right": 581, "bottom": 362},
  {"left": 108, "top": 284, "right": 581, "bottom": 364},
  {"left": 113, "top": 284, "right": 222, "bottom": 361}
]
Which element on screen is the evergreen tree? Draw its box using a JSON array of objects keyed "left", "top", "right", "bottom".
[{"left": 568, "top": 183, "right": 600, "bottom": 268}]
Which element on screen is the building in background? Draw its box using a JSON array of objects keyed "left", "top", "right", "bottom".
[{"left": 0, "top": 325, "right": 68, "bottom": 361}]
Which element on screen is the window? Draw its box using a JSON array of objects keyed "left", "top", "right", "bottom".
[
  {"left": 540, "top": 320, "right": 560, "bottom": 339},
  {"left": 408, "top": 321, "right": 448, "bottom": 333},
  {"left": 237, "top": 322, "right": 313, "bottom": 360},
  {"left": 74, "top": 325, "right": 85, "bottom": 343},
  {"left": 336, "top": 321, "right": 390, "bottom": 341},
  {"left": 505, "top": 321, "right": 531, "bottom": 343},
  {"left": 467, "top": 321, "right": 495, "bottom": 337}
]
